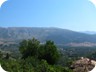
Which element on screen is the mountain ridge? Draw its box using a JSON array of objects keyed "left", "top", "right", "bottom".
[{"left": 0, "top": 27, "right": 96, "bottom": 46}]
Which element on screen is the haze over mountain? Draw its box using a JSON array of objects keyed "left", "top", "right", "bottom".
[
  {"left": 81, "top": 31, "right": 96, "bottom": 35},
  {"left": 0, "top": 27, "right": 96, "bottom": 47}
]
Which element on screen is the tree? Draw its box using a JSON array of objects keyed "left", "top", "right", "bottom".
[
  {"left": 19, "top": 38, "right": 60, "bottom": 65},
  {"left": 38, "top": 41, "right": 60, "bottom": 65},
  {"left": 19, "top": 38, "right": 40, "bottom": 59}
]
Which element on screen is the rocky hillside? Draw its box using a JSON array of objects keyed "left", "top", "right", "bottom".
[{"left": 0, "top": 27, "right": 96, "bottom": 46}]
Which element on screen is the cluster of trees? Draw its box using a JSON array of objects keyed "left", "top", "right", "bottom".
[
  {"left": 19, "top": 38, "right": 60, "bottom": 64},
  {"left": 1, "top": 38, "right": 96, "bottom": 72},
  {"left": 0, "top": 38, "right": 73, "bottom": 72}
]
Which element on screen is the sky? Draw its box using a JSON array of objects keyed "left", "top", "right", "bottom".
[{"left": 0, "top": 0, "right": 96, "bottom": 31}]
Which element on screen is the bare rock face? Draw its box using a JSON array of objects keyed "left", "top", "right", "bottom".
[{"left": 71, "top": 57, "right": 96, "bottom": 72}]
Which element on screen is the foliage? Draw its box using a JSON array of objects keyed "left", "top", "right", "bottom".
[
  {"left": 19, "top": 38, "right": 60, "bottom": 65},
  {"left": 19, "top": 38, "right": 40, "bottom": 59},
  {"left": 38, "top": 41, "right": 60, "bottom": 65},
  {"left": 0, "top": 38, "right": 73, "bottom": 72},
  {"left": 87, "top": 52, "right": 96, "bottom": 60}
]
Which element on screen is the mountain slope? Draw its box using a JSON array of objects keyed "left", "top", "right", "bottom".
[{"left": 0, "top": 27, "right": 96, "bottom": 45}]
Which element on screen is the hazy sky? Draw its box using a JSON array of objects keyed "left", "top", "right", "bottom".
[{"left": 0, "top": 0, "right": 96, "bottom": 31}]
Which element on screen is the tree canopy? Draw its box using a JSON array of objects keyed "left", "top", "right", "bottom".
[
  {"left": 19, "top": 38, "right": 60, "bottom": 65},
  {"left": 38, "top": 41, "right": 60, "bottom": 64},
  {"left": 19, "top": 38, "right": 40, "bottom": 59}
]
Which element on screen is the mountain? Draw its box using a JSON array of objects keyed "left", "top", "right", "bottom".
[
  {"left": 0, "top": 27, "right": 96, "bottom": 46},
  {"left": 81, "top": 31, "right": 96, "bottom": 35}
]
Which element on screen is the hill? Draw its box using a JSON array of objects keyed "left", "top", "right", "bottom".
[{"left": 0, "top": 27, "right": 96, "bottom": 46}]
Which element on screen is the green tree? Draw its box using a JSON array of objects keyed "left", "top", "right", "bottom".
[
  {"left": 19, "top": 38, "right": 60, "bottom": 64},
  {"left": 19, "top": 38, "right": 40, "bottom": 59},
  {"left": 38, "top": 41, "right": 60, "bottom": 65}
]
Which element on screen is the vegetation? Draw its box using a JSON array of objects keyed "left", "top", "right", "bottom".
[
  {"left": 88, "top": 52, "right": 96, "bottom": 60},
  {"left": 19, "top": 38, "right": 40, "bottom": 59},
  {"left": 38, "top": 40, "right": 60, "bottom": 65},
  {"left": 0, "top": 38, "right": 73, "bottom": 72},
  {"left": 1, "top": 38, "right": 96, "bottom": 72}
]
